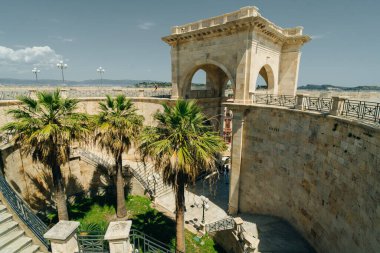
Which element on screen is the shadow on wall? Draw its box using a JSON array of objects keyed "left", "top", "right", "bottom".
[{"left": 24, "top": 162, "right": 133, "bottom": 225}]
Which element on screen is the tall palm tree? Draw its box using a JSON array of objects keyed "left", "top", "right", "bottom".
[
  {"left": 1, "top": 90, "right": 89, "bottom": 220},
  {"left": 93, "top": 95, "right": 144, "bottom": 218},
  {"left": 139, "top": 100, "right": 226, "bottom": 252}
]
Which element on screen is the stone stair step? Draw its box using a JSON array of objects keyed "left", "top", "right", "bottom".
[
  {"left": 0, "top": 205, "right": 6, "bottom": 213},
  {"left": 19, "top": 244, "right": 40, "bottom": 253},
  {"left": 1, "top": 236, "right": 32, "bottom": 253},
  {"left": 0, "top": 220, "right": 18, "bottom": 237},
  {"left": 0, "top": 229, "right": 24, "bottom": 250},
  {"left": 0, "top": 213, "right": 13, "bottom": 225}
]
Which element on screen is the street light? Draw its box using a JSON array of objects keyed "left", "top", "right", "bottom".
[
  {"left": 56, "top": 60, "right": 68, "bottom": 83},
  {"left": 199, "top": 195, "right": 209, "bottom": 224},
  {"left": 32, "top": 67, "right": 40, "bottom": 82},
  {"left": 97, "top": 67, "right": 105, "bottom": 86}
]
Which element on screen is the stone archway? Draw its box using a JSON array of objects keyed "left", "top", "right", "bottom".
[
  {"left": 254, "top": 64, "right": 276, "bottom": 92},
  {"left": 182, "top": 61, "right": 235, "bottom": 99},
  {"left": 162, "top": 6, "right": 310, "bottom": 101}
]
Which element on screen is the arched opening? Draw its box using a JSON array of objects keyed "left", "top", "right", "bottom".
[
  {"left": 255, "top": 65, "right": 275, "bottom": 92},
  {"left": 191, "top": 69, "right": 207, "bottom": 90},
  {"left": 186, "top": 63, "right": 234, "bottom": 100}
]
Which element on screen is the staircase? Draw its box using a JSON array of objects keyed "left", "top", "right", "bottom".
[
  {"left": 74, "top": 149, "right": 172, "bottom": 198},
  {"left": 0, "top": 201, "right": 44, "bottom": 253},
  {"left": 127, "top": 161, "right": 172, "bottom": 198}
]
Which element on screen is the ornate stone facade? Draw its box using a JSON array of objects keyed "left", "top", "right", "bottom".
[{"left": 162, "top": 6, "right": 310, "bottom": 101}]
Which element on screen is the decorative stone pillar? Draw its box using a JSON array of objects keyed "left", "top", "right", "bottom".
[
  {"left": 295, "top": 94, "right": 309, "bottom": 110},
  {"left": 330, "top": 96, "right": 347, "bottom": 116},
  {"left": 139, "top": 89, "right": 145, "bottom": 97},
  {"left": 233, "top": 217, "right": 245, "bottom": 241},
  {"left": 43, "top": 221, "right": 80, "bottom": 253},
  {"left": 105, "top": 221, "right": 133, "bottom": 253},
  {"left": 228, "top": 109, "right": 247, "bottom": 215}
]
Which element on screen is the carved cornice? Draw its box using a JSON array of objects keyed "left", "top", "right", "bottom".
[{"left": 162, "top": 6, "right": 311, "bottom": 47}]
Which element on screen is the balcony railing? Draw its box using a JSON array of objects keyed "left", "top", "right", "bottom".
[{"left": 250, "top": 93, "right": 380, "bottom": 126}]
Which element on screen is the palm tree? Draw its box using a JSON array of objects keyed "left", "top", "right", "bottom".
[
  {"left": 93, "top": 95, "right": 144, "bottom": 218},
  {"left": 1, "top": 90, "right": 89, "bottom": 220},
  {"left": 139, "top": 100, "right": 226, "bottom": 252}
]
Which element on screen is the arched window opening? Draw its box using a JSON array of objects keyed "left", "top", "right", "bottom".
[
  {"left": 191, "top": 69, "right": 206, "bottom": 90},
  {"left": 256, "top": 67, "right": 269, "bottom": 90},
  {"left": 224, "top": 80, "right": 233, "bottom": 99}
]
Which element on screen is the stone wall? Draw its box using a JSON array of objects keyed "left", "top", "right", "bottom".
[{"left": 234, "top": 104, "right": 379, "bottom": 253}]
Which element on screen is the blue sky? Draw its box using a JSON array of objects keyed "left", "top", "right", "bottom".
[{"left": 0, "top": 0, "right": 379, "bottom": 86}]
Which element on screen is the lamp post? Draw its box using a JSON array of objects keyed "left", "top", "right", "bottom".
[
  {"left": 56, "top": 61, "right": 68, "bottom": 83},
  {"left": 97, "top": 67, "right": 105, "bottom": 86},
  {"left": 32, "top": 67, "right": 40, "bottom": 82},
  {"left": 200, "top": 195, "right": 209, "bottom": 224}
]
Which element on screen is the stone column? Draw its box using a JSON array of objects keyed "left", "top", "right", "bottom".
[
  {"left": 43, "top": 221, "right": 80, "bottom": 253},
  {"left": 278, "top": 44, "right": 302, "bottom": 96},
  {"left": 330, "top": 96, "right": 347, "bottom": 116},
  {"left": 295, "top": 94, "right": 309, "bottom": 110},
  {"left": 228, "top": 109, "right": 246, "bottom": 215},
  {"left": 105, "top": 221, "right": 133, "bottom": 253}
]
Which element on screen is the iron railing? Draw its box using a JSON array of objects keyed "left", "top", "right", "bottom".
[
  {"left": 251, "top": 93, "right": 380, "bottom": 126},
  {"left": 77, "top": 229, "right": 175, "bottom": 253},
  {"left": 305, "top": 97, "right": 332, "bottom": 112},
  {"left": 343, "top": 100, "right": 380, "bottom": 124},
  {"left": 130, "top": 229, "right": 174, "bottom": 253},
  {"left": 77, "top": 231, "right": 109, "bottom": 253},
  {"left": 252, "top": 94, "right": 296, "bottom": 107},
  {"left": 205, "top": 216, "right": 235, "bottom": 233},
  {"left": 0, "top": 172, "right": 49, "bottom": 248}
]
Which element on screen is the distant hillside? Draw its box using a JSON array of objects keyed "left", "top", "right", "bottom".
[
  {"left": 0, "top": 78, "right": 168, "bottom": 86},
  {"left": 299, "top": 84, "right": 380, "bottom": 91}
]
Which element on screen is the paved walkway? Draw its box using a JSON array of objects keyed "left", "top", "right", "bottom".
[
  {"left": 156, "top": 174, "right": 315, "bottom": 252},
  {"left": 156, "top": 173, "right": 229, "bottom": 229}
]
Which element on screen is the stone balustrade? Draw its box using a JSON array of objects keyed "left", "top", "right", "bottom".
[
  {"left": 171, "top": 6, "right": 260, "bottom": 34},
  {"left": 44, "top": 220, "right": 133, "bottom": 253}
]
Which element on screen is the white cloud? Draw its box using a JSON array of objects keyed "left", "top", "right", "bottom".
[
  {"left": 0, "top": 45, "right": 63, "bottom": 68},
  {"left": 137, "top": 22, "right": 155, "bottom": 30}
]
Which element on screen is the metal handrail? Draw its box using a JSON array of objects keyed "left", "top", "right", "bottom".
[
  {"left": 205, "top": 216, "right": 236, "bottom": 233},
  {"left": 77, "top": 231, "right": 109, "bottom": 253},
  {"left": 130, "top": 229, "right": 174, "bottom": 253},
  {"left": 77, "top": 229, "right": 175, "bottom": 253},
  {"left": 0, "top": 172, "right": 49, "bottom": 248},
  {"left": 251, "top": 93, "right": 380, "bottom": 126},
  {"left": 343, "top": 99, "right": 380, "bottom": 123}
]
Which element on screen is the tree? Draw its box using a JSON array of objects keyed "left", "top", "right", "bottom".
[
  {"left": 1, "top": 90, "right": 89, "bottom": 220},
  {"left": 93, "top": 95, "right": 144, "bottom": 218},
  {"left": 139, "top": 100, "right": 226, "bottom": 252}
]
